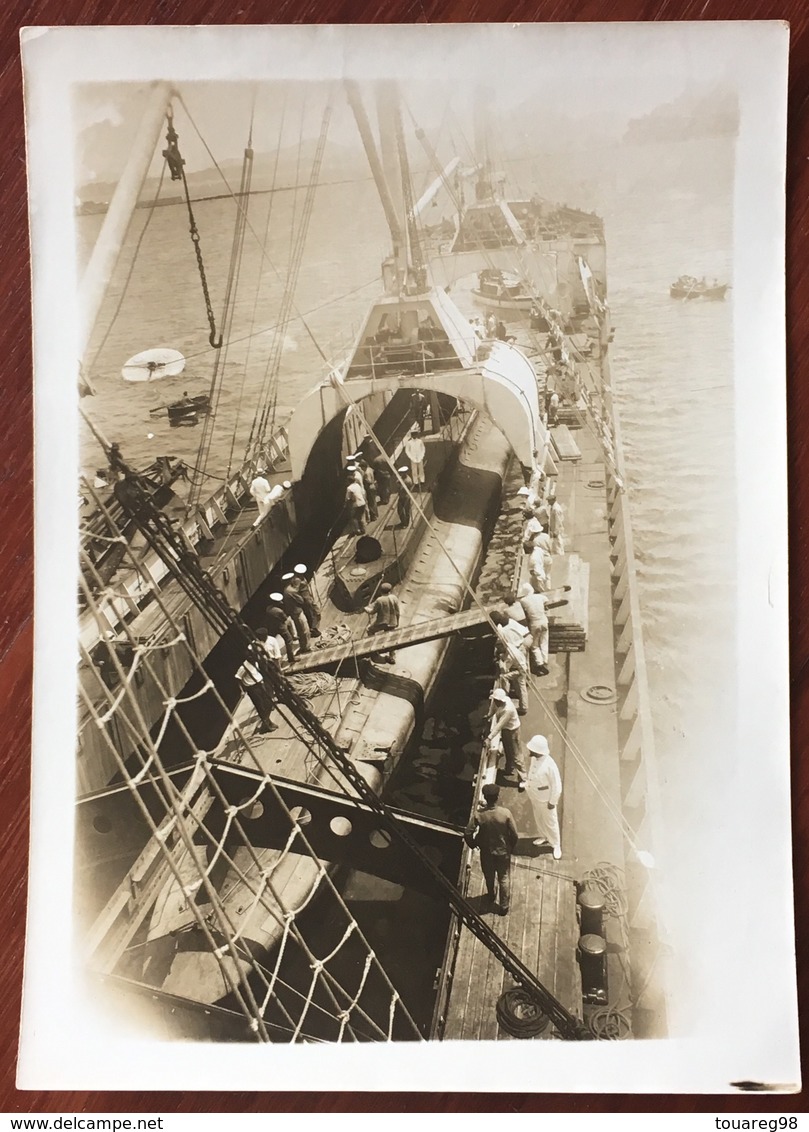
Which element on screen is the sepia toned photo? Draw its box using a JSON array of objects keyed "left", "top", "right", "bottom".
[{"left": 18, "top": 23, "right": 797, "bottom": 1092}]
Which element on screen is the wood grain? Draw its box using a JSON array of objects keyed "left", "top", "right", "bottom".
[{"left": 0, "top": 3, "right": 806, "bottom": 1113}]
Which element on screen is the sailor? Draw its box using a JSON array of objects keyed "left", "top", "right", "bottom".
[
  {"left": 485, "top": 312, "right": 498, "bottom": 338},
  {"left": 527, "top": 540, "right": 548, "bottom": 593},
  {"left": 522, "top": 506, "right": 544, "bottom": 552},
  {"left": 234, "top": 647, "right": 278, "bottom": 734},
  {"left": 345, "top": 470, "right": 367, "bottom": 536},
  {"left": 524, "top": 734, "right": 563, "bottom": 858},
  {"left": 292, "top": 563, "right": 322, "bottom": 636},
  {"left": 254, "top": 625, "right": 284, "bottom": 668},
  {"left": 250, "top": 473, "right": 288, "bottom": 528},
  {"left": 357, "top": 457, "right": 378, "bottom": 521},
  {"left": 548, "top": 497, "right": 566, "bottom": 555},
  {"left": 487, "top": 687, "right": 526, "bottom": 787},
  {"left": 548, "top": 390, "right": 560, "bottom": 427},
  {"left": 264, "top": 593, "right": 298, "bottom": 663},
  {"left": 404, "top": 426, "right": 426, "bottom": 492},
  {"left": 496, "top": 319, "right": 508, "bottom": 342},
  {"left": 281, "top": 572, "right": 312, "bottom": 653},
  {"left": 490, "top": 609, "right": 530, "bottom": 715},
  {"left": 471, "top": 316, "right": 485, "bottom": 341},
  {"left": 465, "top": 782, "right": 518, "bottom": 916},
  {"left": 410, "top": 389, "right": 428, "bottom": 432},
  {"left": 516, "top": 583, "right": 551, "bottom": 675},
  {"left": 372, "top": 452, "right": 393, "bottom": 505},
  {"left": 364, "top": 581, "right": 400, "bottom": 664},
  {"left": 346, "top": 461, "right": 364, "bottom": 486},
  {"left": 396, "top": 466, "right": 413, "bottom": 528},
  {"left": 532, "top": 520, "right": 553, "bottom": 578}
]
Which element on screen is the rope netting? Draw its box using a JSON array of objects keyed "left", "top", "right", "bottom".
[{"left": 78, "top": 480, "right": 422, "bottom": 1044}]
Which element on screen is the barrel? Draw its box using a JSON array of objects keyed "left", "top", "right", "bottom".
[
  {"left": 578, "top": 933, "right": 607, "bottom": 1003},
  {"left": 578, "top": 884, "right": 605, "bottom": 936}
]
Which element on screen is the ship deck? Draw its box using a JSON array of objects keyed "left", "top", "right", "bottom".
[{"left": 441, "top": 358, "right": 634, "bottom": 1041}]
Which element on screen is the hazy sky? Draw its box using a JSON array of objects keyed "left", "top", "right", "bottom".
[{"left": 72, "top": 24, "right": 743, "bottom": 185}]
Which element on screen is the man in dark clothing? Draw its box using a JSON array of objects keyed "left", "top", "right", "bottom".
[
  {"left": 281, "top": 573, "right": 312, "bottom": 652},
  {"left": 264, "top": 593, "right": 298, "bottom": 663},
  {"left": 235, "top": 647, "right": 278, "bottom": 734},
  {"left": 410, "top": 389, "right": 427, "bottom": 432},
  {"left": 396, "top": 466, "right": 413, "bottom": 528},
  {"left": 358, "top": 458, "right": 379, "bottom": 521},
  {"left": 364, "top": 581, "right": 400, "bottom": 664},
  {"left": 292, "top": 563, "right": 321, "bottom": 636},
  {"left": 372, "top": 453, "right": 392, "bottom": 505},
  {"left": 465, "top": 782, "right": 518, "bottom": 915}
]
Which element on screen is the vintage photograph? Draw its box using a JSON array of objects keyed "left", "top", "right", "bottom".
[{"left": 19, "top": 23, "right": 797, "bottom": 1091}]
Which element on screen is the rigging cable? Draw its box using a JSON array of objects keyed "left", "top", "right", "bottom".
[
  {"left": 228, "top": 88, "right": 288, "bottom": 478},
  {"left": 252, "top": 95, "right": 333, "bottom": 458},
  {"left": 87, "top": 162, "right": 168, "bottom": 378},
  {"left": 189, "top": 128, "right": 255, "bottom": 506},
  {"left": 177, "top": 94, "right": 330, "bottom": 368},
  {"left": 79, "top": 480, "right": 422, "bottom": 1042}
]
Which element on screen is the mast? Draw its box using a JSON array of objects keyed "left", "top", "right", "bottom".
[
  {"left": 345, "top": 80, "right": 405, "bottom": 295},
  {"left": 78, "top": 81, "right": 173, "bottom": 360},
  {"left": 375, "top": 81, "right": 405, "bottom": 242},
  {"left": 473, "top": 85, "right": 495, "bottom": 202}
]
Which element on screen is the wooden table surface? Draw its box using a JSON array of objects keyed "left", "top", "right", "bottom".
[{"left": 0, "top": 2, "right": 806, "bottom": 1114}]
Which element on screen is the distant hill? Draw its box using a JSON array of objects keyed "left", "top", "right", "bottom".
[
  {"left": 624, "top": 88, "right": 739, "bottom": 144},
  {"left": 77, "top": 136, "right": 371, "bottom": 210}
]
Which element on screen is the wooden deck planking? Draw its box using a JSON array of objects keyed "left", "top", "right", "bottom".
[
  {"left": 443, "top": 848, "right": 581, "bottom": 1041},
  {"left": 535, "top": 860, "right": 562, "bottom": 1001}
]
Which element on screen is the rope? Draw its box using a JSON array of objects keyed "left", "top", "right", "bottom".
[
  {"left": 495, "top": 988, "right": 551, "bottom": 1038},
  {"left": 177, "top": 94, "right": 331, "bottom": 367},
  {"left": 87, "top": 162, "right": 168, "bottom": 376},
  {"left": 79, "top": 482, "right": 421, "bottom": 1043}
]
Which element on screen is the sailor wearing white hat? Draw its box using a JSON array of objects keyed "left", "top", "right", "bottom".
[
  {"left": 280, "top": 572, "right": 311, "bottom": 652},
  {"left": 290, "top": 564, "right": 321, "bottom": 635},
  {"left": 250, "top": 471, "right": 288, "bottom": 528},
  {"left": 487, "top": 688, "right": 526, "bottom": 786},
  {"left": 517, "top": 582, "right": 550, "bottom": 674},
  {"left": 404, "top": 427, "right": 426, "bottom": 491},
  {"left": 264, "top": 592, "right": 298, "bottom": 663},
  {"left": 524, "top": 734, "right": 562, "bottom": 858},
  {"left": 396, "top": 466, "right": 413, "bottom": 528}
]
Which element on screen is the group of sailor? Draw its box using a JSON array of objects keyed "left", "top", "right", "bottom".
[
  {"left": 234, "top": 561, "right": 323, "bottom": 733},
  {"left": 469, "top": 471, "right": 570, "bottom": 898},
  {"left": 466, "top": 732, "right": 563, "bottom": 915},
  {"left": 343, "top": 421, "right": 427, "bottom": 538}
]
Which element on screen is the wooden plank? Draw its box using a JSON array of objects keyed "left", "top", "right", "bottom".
[
  {"left": 463, "top": 862, "right": 500, "bottom": 1041},
  {"left": 284, "top": 605, "right": 497, "bottom": 674},
  {"left": 445, "top": 870, "right": 482, "bottom": 1040},
  {"left": 536, "top": 866, "right": 562, "bottom": 1013},
  {"left": 550, "top": 424, "right": 582, "bottom": 462}
]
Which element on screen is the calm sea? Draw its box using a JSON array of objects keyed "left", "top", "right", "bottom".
[{"left": 80, "top": 135, "right": 736, "bottom": 878}]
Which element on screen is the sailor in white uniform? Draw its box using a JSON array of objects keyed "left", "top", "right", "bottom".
[{"left": 524, "top": 734, "right": 563, "bottom": 859}]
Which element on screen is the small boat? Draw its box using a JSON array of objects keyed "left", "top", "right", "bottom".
[
  {"left": 472, "top": 267, "right": 533, "bottom": 311},
  {"left": 149, "top": 392, "right": 212, "bottom": 427},
  {"left": 670, "top": 275, "right": 729, "bottom": 301}
]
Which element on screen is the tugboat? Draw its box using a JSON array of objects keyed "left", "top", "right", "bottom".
[
  {"left": 670, "top": 274, "right": 729, "bottom": 300},
  {"left": 472, "top": 266, "right": 533, "bottom": 312}
]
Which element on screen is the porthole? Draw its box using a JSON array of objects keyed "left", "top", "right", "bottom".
[{"left": 330, "top": 816, "right": 352, "bottom": 837}]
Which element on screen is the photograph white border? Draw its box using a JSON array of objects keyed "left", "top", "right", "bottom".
[{"left": 18, "top": 21, "right": 798, "bottom": 1093}]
